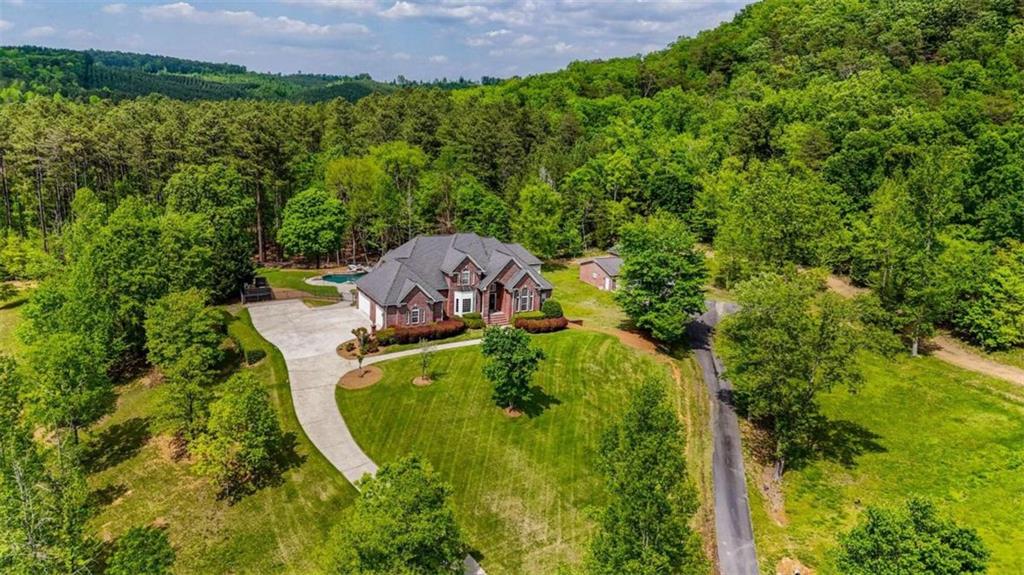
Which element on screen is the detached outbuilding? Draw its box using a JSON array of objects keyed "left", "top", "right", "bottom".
[{"left": 579, "top": 254, "right": 622, "bottom": 291}]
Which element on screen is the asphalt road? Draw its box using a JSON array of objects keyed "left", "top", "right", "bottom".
[{"left": 687, "top": 301, "right": 759, "bottom": 575}]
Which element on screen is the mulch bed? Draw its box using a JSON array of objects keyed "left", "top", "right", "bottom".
[
  {"left": 338, "top": 365, "right": 383, "bottom": 390},
  {"left": 412, "top": 376, "right": 432, "bottom": 387},
  {"left": 337, "top": 341, "right": 384, "bottom": 360},
  {"left": 503, "top": 406, "right": 524, "bottom": 418}
]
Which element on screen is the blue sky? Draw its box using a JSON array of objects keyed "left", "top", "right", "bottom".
[{"left": 0, "top": 1, "right": 751, "bottom": 81}]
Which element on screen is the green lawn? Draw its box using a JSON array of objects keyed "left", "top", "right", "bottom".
[
  {"left": 336, "top": 329, "right": 673, "bottom": 574},
  {"left": 747, "top": 353, "right": 1024, "bottom": 574},
  {"left": 85, "top": 309, "right": 357, "bottom": 574},
  {"left": 543, "top": 264, "right": 629, "bottom": 330},
  {"left": 257, "top": 267, "right": 340, "bottom": 299},
  {"left": 0, "top": 291, "right": 28, "bottom": 356}
]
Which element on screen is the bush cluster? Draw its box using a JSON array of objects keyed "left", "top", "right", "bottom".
[
  {"left": 392, "top": 318, "right": 467, "bottom": 344},
  {"left": 511, "top": 310, "right": 545, "bottom": 321},
  {"left": 514, "top": 316, "right": 569, "bottom": 333},
  {"left": 541, "top": 299, "right": 563, "bottom": 318},
  {"left": 375, "top": 328, "right": 396, "bottom": 346},
  {"left": 244, "top": 348, "right": 266, "bottom": 365},
  {"left": 461, "top": 312, "right": 485, "bottom": 329}
]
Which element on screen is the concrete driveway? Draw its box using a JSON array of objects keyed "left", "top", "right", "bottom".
[{"left": 248, "top": 300, "right": 486, "bottom": 575}]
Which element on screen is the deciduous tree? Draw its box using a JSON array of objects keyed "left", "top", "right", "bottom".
[
  {"left": 277, "top": 187, "right": 347, "bottom": 267},
  {"left": 480, "top": 327, "right": 545, "bottom": 412}
]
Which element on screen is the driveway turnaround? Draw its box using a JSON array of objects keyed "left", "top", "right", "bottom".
[
  {"left": 247, "top": 300, "right": 485, "bottom": 575},
  {"left": 687, "top": 301, "right": 759, "bottom": 575}
]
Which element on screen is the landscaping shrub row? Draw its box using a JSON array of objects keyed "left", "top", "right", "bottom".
[
  {"left": 390, "top": 318, "right": 467, "bottom": 344},
  {"left": 461, "top": 312, "right": 485, "bottom": 329},
  {"left": 514, "top": 316, "right": 569, "bottom": 333},
  {"left": 511, "top": 311, "right": 545, "bottom": 322}
]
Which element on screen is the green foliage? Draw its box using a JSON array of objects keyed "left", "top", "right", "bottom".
[
  {"left": 836, "top": 499, "right": 988, "bottom": 575},
  {"left": 192, "top": 372, "right": 287, "bottom": 499},
  {"left": 614, "top": 214, "right": 706, "bottom": 343},
  {"left": 513, "top": 183, "right": 580, "bottom": 260},
  {"left": 106, "top": 526, "right": 175, "bottom": 575},
  {"left": 323, "top": 456, "right": 465, "bottom": 574},
  {"left": 452, "top": 178, "right": 510, "bottom": 240},
  {"left": 510, "top": 310, "right": 545, "bottom": 321},
  {"left": 480, "top": 327, "right": 545, "bottom": 410},
  {"left": 460, "top": 312, "right": 485, "bottom": 329},
  {"left": 540, "top": 298, "right": 564, "bottom": 318},
  {"left": 722, "top": 270, "right": 865, "bottom": 475},
  {"left": 590, "top": 379, "right": 704, "bottom": 575},
  {"left": 277, "top": 188, "right": 347, "bottom": 265},
  {"left": 0, "top": 235, "right": 57, "bottom": 280},
  {"left": 954, "top": 241, "right": 1024, "bottom": 350},
  {"left": 144, "top": 289, "right": 223, "bottom": 373}
]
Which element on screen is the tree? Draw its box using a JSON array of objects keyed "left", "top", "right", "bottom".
[
  {"left": 192, "top": 372, "right": 286, "bottom": 498},
  {"left": 954, "top": 241, "right": 1024, "bottom": 350},
  {"left": 370, "top": 141, "right": 427, "bottom": 241},
  {"left": 480, "top": 327, "right": 545, "bottom": 411},
  {"left": 590, "top": 379, "right": 704, "bottom": 575},
  {"left": 512, "top": 182, "right": 580, "bottom": 260},
  {"left": 323, "top": 456, "right": 465, "bottom": 574},
  {"left": 614, "top": 213, "right": 706, "bottom": 343},
  {"left": 145, "top": 289, "right": 223, "bottom": 373},
  {"left": 721, "top": 270, "right": 864, "bottom": 478},
  {"left": 277, "top": 187, "right": 347, "bottom": 267},
  {"left": 837, "top": 499, "right": 988, "bottom": 575},
  {"left": 26, "top": 333, "right": 114, "bottom": 444},
  {"left": 453, "top": 178, "right": 509, "bottom": 240},
  {"left": 106, "top": 526, "right": 175, "bottom": 575},
  {"left": 164, "top": 163, "right": 254, "bottom": 300}
]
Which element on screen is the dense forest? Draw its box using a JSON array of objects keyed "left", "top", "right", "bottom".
[
  {"left": 0, "top": 46, "right": 489, "bottom": 102},
  {"left": 1, "top": 0, "right": 1023, "bottom": 359}
]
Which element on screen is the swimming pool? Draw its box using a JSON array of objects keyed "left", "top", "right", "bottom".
[{"left": 322, "top": 273, "right": 365, "bottom": 284}]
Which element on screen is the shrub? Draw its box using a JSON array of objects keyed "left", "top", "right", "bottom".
[
  {"left": 462, "top": 312, "right": 485, "bottom": 329},
  {"left": 392, "top": 318, "right": 467, "bottom": 344},
  {"left": 244, "top": 348, "right": 266, "bottom": 365},
  {"left": 511, "top": 310, "right": 545, "bottom": 321},
  {"left": 343, "top": 341, "right": 356, "bottom": 352},
  {"left": 376, "top": 328, "right": 396, "bottom": 346},
  {"left": 364, "top": 338, "right": 379, "bottom": 354},
  {"left": 106, "top": 526, "right": 175, "bottom": 575},
  {"left": 515, "top": 316, "right": 569, "bottom": 333},
  {"left": 541, "top": 299, "right": 564, "bottom": 318}
]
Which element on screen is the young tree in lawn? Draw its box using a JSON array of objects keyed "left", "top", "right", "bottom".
[
  {"left": 721, "top": 270, "right": 864, "bottom": 478},
  {"left": 419, "top": 341, "right": 434, "bottom": 382},
  {"left": 614, "top": 213, "right": 707, "bottom": 343},
  {"left": 836, "top": 499, "right": 988, "bottom": 575},
  {"left": 192, "top": 372, "right": 286, "bottom": 498},
  {"left": 106, "top": 526, "right": 176, "bottom": 575},
  {"left": 480, "top": 327, "right": 545, "bottom": 412},
  {"left": 277, "top": 188, "right": 347, "bottom": 267},
  {"left": 590, "top": 379, "right": 704, "bottom": 575},
  {"left": 323, "top": 456, "right": 465, "bottom": 574},
  {"left": 25, "top": 333, "right": 114, "bottom": 445}
]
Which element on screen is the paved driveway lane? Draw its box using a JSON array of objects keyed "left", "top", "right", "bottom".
[
  {"left": 688, "top": 301, "right": 759, "bottom": 575},
  {"left": 247, "top": 300, "right": 485, "bottom": 575}
]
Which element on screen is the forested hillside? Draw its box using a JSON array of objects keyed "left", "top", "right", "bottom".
[
  {"left": 2, "top": 0, "right": 1023, "bottom": 356},
  {"left": 0, "top": 46, "right": 485, "bottom": 102}
]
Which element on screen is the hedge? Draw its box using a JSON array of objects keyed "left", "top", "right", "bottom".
[
  {"left": 541, "top": 299, "right": 563, "bottom": 318},
  {"left": 461, "top": 312, "right": 485, "bottom": 329},
  {"left": 514, "top": 316, "right": 569, "bottom": 333},
  {"left": 376, "top": 328, "right": 396, "bottom": 346},
  {"left": 511, "top": 310, "right": 545, "bottom": 322},
  {"left": 392, "top": 318, "right": 467, "bottom": 344}
]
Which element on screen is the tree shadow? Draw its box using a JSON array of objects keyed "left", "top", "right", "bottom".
[
  {"left": 220, "top": 431, "right": 306, "bottom": 504},
  {"left": 541, "top": 261, "right": 568, "bottom": 272},
  {"left": 0, "top": 297, "right": 26, "bottom": 311},
  {"left": 90, "top": 482, "right": 128, "bottom": 507},
  {"left": 814, "top": 417, "right": 887, "bottom": 469},
  {"left": 84, "top": 417, "right": 152, "bottom": 473},
  {"left": 519, "top": 385, "right": 561, "bottom": 418}
]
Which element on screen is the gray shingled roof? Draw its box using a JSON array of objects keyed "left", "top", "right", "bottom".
[
  {"left": 585, "top": 255, "right": 623, "bottom": 277},
  {"left": 356, "top": 233, "right": 550, "bottom": 306}
]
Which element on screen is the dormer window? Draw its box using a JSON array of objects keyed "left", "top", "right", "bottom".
[{"left": 460, "top": 269, "right": 471, "bottom": 286}]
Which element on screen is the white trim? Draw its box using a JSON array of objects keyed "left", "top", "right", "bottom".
[
  {"left": 460, "top": 269, "right": 471, "bottom": 286},
  {"left": 453, "top": 290, "right": 474, "bottom": 315},
  {"left": 409, "top": 306, "right": 422, "bottom": 325}
]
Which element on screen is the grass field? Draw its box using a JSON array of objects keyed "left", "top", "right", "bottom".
[
  {"left": 257, "top": 267, "right": 340, "bottom": 299},
  {"left": 747, "top": 353, "right": 1024, "bottom": 574},
  {"left": 0, "top": 292, "right": 28, "bottom": 356},
  {"left": 85, "top": 309, "right": 356, "bottom": 574},
  {"left": 336, "top": 329, "right": 676, "bottom": 574},
  {"left": 543, "top": 264, "right": 629, "bottom": 330}
]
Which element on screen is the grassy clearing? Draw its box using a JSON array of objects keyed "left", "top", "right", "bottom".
[
  {"left": 746, "top": 353, "right": 1024, "bottom": 574},
  {"left": 85, "top": 309, "right": 356, "bottom": 574},
  {"left": 336, "top": 329, "right": 675, "bottom": 574},
  {"left": 0, "top": 291, "right": 28, "bottom": 356},
  {"left": 543, "top": 264, "right": 629, "bottom": 330},
  {"left": 257, "top": 267, "right": 339, "bottom": 298}
]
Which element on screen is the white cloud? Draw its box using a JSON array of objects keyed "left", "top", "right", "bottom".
[
  {"left": 0, "top": 20, "right": 11, "bottom": 32},
  {"left": 428, "top": 54, "right": 448, "bottom": 63},
  {"left": 552, "top": 41, "right": 573, "bottom": 54},
  {"left": 24, "top": 25, "right": 56, "bottom": 38},
  {"left": 102, "top": 3, "right": 127, "bottom": 14},
  {"left": 140, "top": 2, "right": 370, "bottom": 39},
  {"left": 392, "top": 51, "right": 411, "bottom": 60},
  {"left": 380, "top": 0, "right": 487, "bottom": 22}
]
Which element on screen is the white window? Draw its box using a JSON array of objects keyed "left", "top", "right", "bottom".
[
  {"left": 517, "top": 287, "right": 533, "bottom": 311},
  {"left": 460, "top": 269, "right": 471, "bottom": 286},
  {"left": 454, "top": 291, "right": 474, "bottom": 315},
  {"left": 409, "top": 306, "right": 421, "bottom": 325},
  {"left": 591, "top": 271, "right": 598, "bottom": 279},
  {"left": 512, "top": 289, "right": 520, "bottom": 312}
]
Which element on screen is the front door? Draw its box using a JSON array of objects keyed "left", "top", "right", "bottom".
[{"left": 488, "top": 283, "right": 502, "bottom": 312}]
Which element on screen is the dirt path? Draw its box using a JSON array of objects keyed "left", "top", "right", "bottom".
[{"left": 825, "top": 275, "right": 1024, "bottom": 386}]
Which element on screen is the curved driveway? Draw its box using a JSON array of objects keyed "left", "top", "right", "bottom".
[{"left": 248, "top": 300, "right": 485, "bottom": 575}]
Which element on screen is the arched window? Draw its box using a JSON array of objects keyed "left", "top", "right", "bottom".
[{"left": 410, "top": 306, "right": 421, "bottom": 325}]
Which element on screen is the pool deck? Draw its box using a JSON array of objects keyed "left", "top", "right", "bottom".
[{"left": 304, "top": 275, "right": 361, "bottom": 299}]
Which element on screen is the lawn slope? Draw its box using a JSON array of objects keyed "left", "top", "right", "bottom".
[
  {"left": 749, "top": 353, "right": 1024, "bottom": 573},
  {"left": 336, "top": 329, "right": 673, "bottom": 574}
]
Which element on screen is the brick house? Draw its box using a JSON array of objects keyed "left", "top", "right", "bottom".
[
  {"left": 355, "top": 233, "right": 552, "bottom": 329},
  {"left": 579, "top": 255, "right": 622, "bottom": 291}
]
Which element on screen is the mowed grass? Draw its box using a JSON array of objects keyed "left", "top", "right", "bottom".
[
  {"left": 86, "top": 309, "right": 357, "bottom": 574},
  {"left": 336, "top": 329, "right": 672, "bottom": 574},
  {"left": 543, "top": 264, "right": 630, "bottom": 330},
  {"left": 0, "top": 291, "right": 29, "bottom": 356},
  {"left": 748, "top": 353, "right": 1024, "bottom": 574},
  {"left": 258, "top": 267, "right": 339, "bottom": 298}
]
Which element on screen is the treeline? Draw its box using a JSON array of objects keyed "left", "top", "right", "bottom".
[{"left": 2, "top": 0, "right": 1024, "bottom": 352}]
